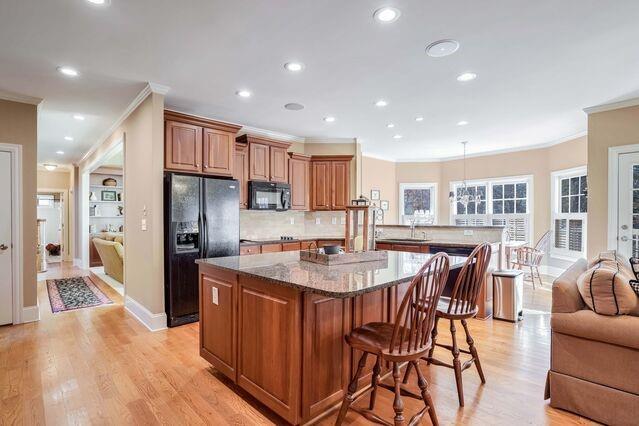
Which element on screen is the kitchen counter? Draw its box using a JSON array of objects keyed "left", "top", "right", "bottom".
[
  {"left": 197, "top": 250, "right": 467, "bottom": 298},
  {"left": 239, "top": 236, "right": 344, "bottom": 247}
]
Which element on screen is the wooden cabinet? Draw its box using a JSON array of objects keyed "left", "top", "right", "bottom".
[
  {"left": 165, "top": 120, "right": 202, "bottom": 172},
  {"left": 310, "top": 156, "right": 353, "bottom": 211},
  {"left": 164, "top": 111, "right": 241, "bottom": 176},
  {"left": 376, "top": 242, "right": 429, "bottom": 253},
  {"left": 238, "top": 135, "right": 292, "bottom": 182},
  {"left": 240, "top": 245, "right": 260, "bottom": 256},
  {"left": 288, "top": 153, "right": 311, "bottom": 211},
  {"left": 233, "top": 142, "right": 249, "bottom": 209},
  {"left": 261, "top": 243, "right": 283, "bottom": 253},
  {"left": 282, "top": 241, "right": 301, "bottom": 251}
]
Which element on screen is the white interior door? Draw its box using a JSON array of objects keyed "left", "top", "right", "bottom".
[
  {"left": 0, "top": 151, "right": 13, "bottom": 325},
  {"left": 617, "top": 152, "right": 639, "bottom": 257}
]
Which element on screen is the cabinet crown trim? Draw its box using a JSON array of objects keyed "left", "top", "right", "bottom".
[
  {"left": 288, "top": 152, "right": 312, "bottom": 161},
  {"left": 236, "top": 134, "right": 292, "bottom": 150},
  {"left": 310, "top": 155, "right": 354, "bottom": 162},
  {"left": 164, "top": 110, "right": 242, "bottom": 133}
]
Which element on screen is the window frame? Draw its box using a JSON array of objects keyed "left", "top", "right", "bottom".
[
  {"left": 550, "top": 166, "right": 587, "bottom": 260},
  {"left": 398, "top": 182, "right": 438, "bottom": 225},
  {"left": 449, "top": 175, "right": 534, "bottom": 243}
]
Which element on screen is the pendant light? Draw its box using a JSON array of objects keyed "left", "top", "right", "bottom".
[{"left": 449, "top": 141, "right": 481, "bottom": 208}]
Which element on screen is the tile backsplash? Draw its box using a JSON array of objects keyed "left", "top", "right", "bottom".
[{"left": 240, "top": 210, "right": 346, "bottom": 240}]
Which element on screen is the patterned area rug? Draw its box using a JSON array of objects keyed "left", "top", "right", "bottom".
[{"left": 47, "top": 276, "right": 113, "bottom": 313}]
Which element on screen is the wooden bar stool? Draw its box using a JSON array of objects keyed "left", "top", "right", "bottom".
[
  {"left": 403, "top": 243, "right": 492, "bottom": 407},
  {"left": 335, "top": 252, "right": 450, "bottom": 426}
]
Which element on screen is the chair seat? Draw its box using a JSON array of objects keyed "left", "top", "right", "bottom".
[
  {"left": 435, "top": 297, "right": 478, "bottom": 319},
  {"left": 346, "top": 322, "right": 430, "bottom": 358}
]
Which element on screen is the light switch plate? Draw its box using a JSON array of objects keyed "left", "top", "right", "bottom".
[
  {"left": 141, "top": 218, "right": 147, "bottom": 231},
  {"left": 331, "top": 217, "right": 337, "bottom": 225},
  {"left": 290, "top": 217, "right": 295, "bottom": 225},
  {"left": 340, "top": 217, "right": 346, "bottom": 225},
  {"left": 464, "top": 229, "right": 473, "bottom": 236},
  {"left": 211, "top": 287, "right": 219, "bottom": 305},
  {"left": 315, "top": 218, "right": 321, "bottom": 225}
]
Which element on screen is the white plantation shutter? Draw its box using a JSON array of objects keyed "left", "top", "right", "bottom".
[
  {"left": 568, "top": 219, "right": 584, "bottom": 252},
  {"left": 455, "top": 217, "right": 488, "bottom": 226},
  {"left": 554, "top": 219, "right": 568, "bottom": 249},
  {"left": 492, "top": 216, "right": 528, "bottom": 242},
  {"left": 551, "top": 169, "right": 587, "bottom": 258}
]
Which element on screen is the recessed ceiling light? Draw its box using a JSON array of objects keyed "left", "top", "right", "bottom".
[
  {"left": 386, "top": 123, "right": 395, "bottom": 128},
  {"left": 373, "top": 7, "right": 401, "bottom": 23},
  {"left": 236, "top": 90, "right": 252, "bottom": 98},
  {"left": 457, "top": 120, "right": 469, "bottom": 126},
  {"left": 284, "top": 103, "right": 304, "bottom": 111},
  {"left": 43, "top": 164, "right": 58, "bottom": 171},
  {"left": 415, "top": 116, "right": 424, "bottom": 122},
  {"left": 457, "top": 72, "right": 477, "bottom": 82},
  {"left": 284, "top": 62, "right": 304, "bottom": 72},
  {"left": 64, "top": 136, "right": 74, "bottom": 141},
  {"left": 375, "top": 100, "right": 388, "bottom": 107},
  {"left": 425, "top": 39, "right": 460, "bottom": 57},
  {"left": 323, "top": 116, "right": 336, "bottom": 123},
  {"left": 393, "top": 134, "right": 403, "bottom": 139},
  {"left": 73, "top": 114, "right": 85, "bottom": 121},
  {"left": 56, "top": 151, "right": 64, "bottom": 155},
  {"left": 86, "top": 0, "right": 109, "bottom": 4},
  {"left": 57, "top": 66, "right": 79, "bottom": 77}
]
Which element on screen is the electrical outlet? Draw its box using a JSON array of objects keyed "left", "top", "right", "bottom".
[
  {"left": 464, "top": 229, "right": 473, "bottom": 236},
  {"left": 211, "top": 287, "right": 219, "bottom": 305},
  {"left": 141, "top": 218, "right": 147, "bottom": 231},
  {"left": 340, "top": 217, "right": 346, "bottom": 225},
  {"left": 290, "top": 217, "right": 295, "bottom": 225},
  {"left": 315, "top": 218, "right": 321, "bottom": 225},
  {"left": 331, "top": 217, "right": 337, "bottom": 225}
]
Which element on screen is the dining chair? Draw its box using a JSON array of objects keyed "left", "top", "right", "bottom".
[
  {"left": 335, "top": 252, "right": 450, "bottom": 426},
  {"left": 403, "top": 242, "right": 492, "bottom": 407},
  {"left": 511, "top": 230, "right": 550, "bottom": 289}
]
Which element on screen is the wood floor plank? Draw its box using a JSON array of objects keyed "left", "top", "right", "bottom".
[{"left": 0, "top": 262, "right": 595, "bottom": 425}]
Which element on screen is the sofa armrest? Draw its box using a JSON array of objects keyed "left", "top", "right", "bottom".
[{"left": 552, "top": 258, "right": 587, "bottom": 313}]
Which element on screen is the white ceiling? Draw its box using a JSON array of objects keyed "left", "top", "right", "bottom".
[{"left": 2, "top": 0, "right": 639, "bottom": 163}]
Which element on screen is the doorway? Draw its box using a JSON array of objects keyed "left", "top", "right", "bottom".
[
  {"left": 36, "top": 191, "right": 67, "bottom": 266},
  {"left": 616, "top": 150, "right": 639, "bottom": 257}
]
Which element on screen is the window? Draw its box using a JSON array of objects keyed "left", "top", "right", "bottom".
[
  {"left": 451, "top": 176, "right": 532, "bottom": 242},
  {"left": 551, "top": 167, "right": 587, "bottom": 258},
  {"left": 399, "top": 183, "right": 437, "bottom": 225}
]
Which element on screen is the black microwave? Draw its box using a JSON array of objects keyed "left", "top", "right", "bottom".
[{"left": 249, "top": 181, "right": 291, "bottom": 211}]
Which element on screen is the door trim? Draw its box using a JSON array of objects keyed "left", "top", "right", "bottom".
[
  {"left": 0, "top": 144, "right": 23, "bottom": 324},
  {"left": 607, "top": 144, "right": 639, "bottom": 251}
]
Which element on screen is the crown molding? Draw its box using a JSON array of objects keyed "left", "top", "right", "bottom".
[
  {"left": 584, "top": 97, "right": 639, "bottom": 115},
  {"left": 361, "top": 151, "right": 395, "bottom": 162},
  {"left": 238, "top": 125, "right": 305, "bottom": 143},
  {"left": 77, "top": 83, "right": 156, "bottom": 165},
  {"left": 0, "top": 90, "right": 43, "bottom": 108},
  {"left": 148, "top": 82, "right": 170, "bottom": 95}
]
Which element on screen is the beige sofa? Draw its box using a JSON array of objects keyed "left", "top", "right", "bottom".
[
  {"left": 546, "top": 258, "right": 639, "bottom": 425},
  {"left": 93, "top": 234, "right": 124, "bottom": 283}
]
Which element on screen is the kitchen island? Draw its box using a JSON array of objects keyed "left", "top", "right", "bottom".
[{"left": 196, "top": 250, "right": 468, "bottom": 425}]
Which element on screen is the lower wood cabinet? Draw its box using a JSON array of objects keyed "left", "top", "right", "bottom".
[
  {"left": 376, "top": 242, "right": 429, "bottom": 253},
  {"left": 261, "top": 243, "right": 283, "bottom": 253}
]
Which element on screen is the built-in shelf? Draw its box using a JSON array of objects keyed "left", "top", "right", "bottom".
[{"left": 91, "top": 185, "right": 123, "bottom": 189}]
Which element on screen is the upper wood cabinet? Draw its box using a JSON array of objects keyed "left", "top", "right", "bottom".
[
  {"left": 238, "top": 134, "right": 292, "bottom": 183},
  {"left": 233, "top": 141, "right": 249, "bottom": 209},
  {"left": 288, "top": 153, "right": 311, "bottom": 211},
  {"left": 310, "top": 156, "right": 352, "bottom": 211},
  {"left": 164, "top": 111, "right": 241, "bottom": 177}
]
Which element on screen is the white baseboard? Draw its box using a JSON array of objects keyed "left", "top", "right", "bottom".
[
  {"left": 124, "top": 296, "right": 167, "bottom": 331},
  {"left": 22, "top": 302, "right": 40, "bottom": 323}
]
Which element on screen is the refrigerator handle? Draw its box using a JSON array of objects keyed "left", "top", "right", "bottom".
[
  {"left": 197, "top": 211, "right": 203, "bottom": 258},
  {"left": 202, "top": 213, "right": 208, "bottom": 258}
]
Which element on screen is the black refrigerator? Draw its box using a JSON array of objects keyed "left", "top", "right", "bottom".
[{"left": 164, "top": 172, "right": 239, "bottom": 327}]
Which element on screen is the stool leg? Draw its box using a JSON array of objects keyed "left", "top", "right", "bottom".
[
  {"left": 427, "top": 315, "right": 440, "bottom": 365},
  {"left": 401, "top": 359, "right": 413, "bottom": 384},
  {"left": 369, "top": 356, "right": 381, "bottom": 410},
  {"left": 462, "top": 319, "right": 485, "bottom": 384},
  {"left": 450, "top": 319, "right": 464, "bottom": 407},
  {"left": 414, "top": 361, "right": 439, "bottom": 426},
  {"left": 336, "top": 352, "right": 368, "bottom": 425},
  {"left": 529, "top": 266, "right": 536, "bottom": 290},
  {"left": 392, "top": 362, "right": 405, "bottom": 426}
]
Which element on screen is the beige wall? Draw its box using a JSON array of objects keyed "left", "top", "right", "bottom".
[
  {"left": 37, "top": 169, "right": 71, "bottom": 189},
  {"left": 362, "top": 156, "right": 398, "bottom": 224},
  {"left": 78, "top": 92, "right": 166, "bottom": 315},
  {"left": 0, "top": 99, "right": 38, "bottom": 308},
  {"left": 587, "top": 104, "right": 639, "bottom": 257},
  {"left": 361, "top": 136, "right": 587, "bottom": 245}
]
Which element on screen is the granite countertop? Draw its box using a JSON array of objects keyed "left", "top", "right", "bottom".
[
  {"left": 197, "top": 250, "right": 467, "bottom": 298},
  {"left": 375, "top": 239, "right": 500, "bottom": 248},
  {"left": 240, "top": 236, "right": 345, "bottom": 246}
]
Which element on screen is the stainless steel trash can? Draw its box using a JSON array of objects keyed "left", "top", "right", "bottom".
[{"left": 493, "top": 269, "right": 524, "bottom": 322}]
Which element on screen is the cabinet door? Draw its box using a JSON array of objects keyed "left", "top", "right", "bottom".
[
  {"left": 391, "top": 244, "right": 422, "bottom": 253},
  {"left": 200, "top": 271, "right": 236, "bottom": 380},
  {"left": 239, "top": 245, "right": 260, "bottom": 255},
  {"left": 375, "top": 242, "right": 393, "bottom": 251},
  {"left": 289, "top": 157, "right": 310, "bottom": 210},
  {"left": 330, "top": 161, "right": 350, "bottom": 210},
  {"left": 311, "top": 161, "right": 331, "bottom": 210},
  {"left": 203, "top": 128, "right": 234, "bottom": 176},
  {"left": 234, "top": 146, "right": 249, "bottom": 208},
  {"left": 282, "top": 242, "right": 301, "bottom": 251},
  {"left": 165, "top": 120, "right": 202, "bottom": 172},
  {"left": 270, "top": 146, "right": 288, "bottom": 182},
  {"left": 249, "top": 142, "right": 270, "bottom": 181},
  {"left": 261, "top": 243, "right": 282, "bottom": 253}
]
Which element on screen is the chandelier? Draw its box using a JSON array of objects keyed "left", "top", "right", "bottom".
[{"left": 449, "top": 141, "right": 481, "bottom": 209}]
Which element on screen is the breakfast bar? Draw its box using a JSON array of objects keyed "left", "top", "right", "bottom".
[{"left": 196, "top": 250, "right": 468, "bottom": 425}]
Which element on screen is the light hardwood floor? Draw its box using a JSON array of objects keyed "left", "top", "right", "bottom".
[{"left": 0, "top": 263, "right": 593, "bottom": 425}]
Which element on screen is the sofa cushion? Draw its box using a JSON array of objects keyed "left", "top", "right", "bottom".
[
  {"left": 552, "top": 258, "right": 587, "bottom": 314},
  {"left": 551, "top": 310, "right": 639, "bottom": 350},
  {"left": 577, "top": 263, "right": 638, "bottom": 315},
  {"left": 113, "top": 236, "right": 124, "bottom": 245}
]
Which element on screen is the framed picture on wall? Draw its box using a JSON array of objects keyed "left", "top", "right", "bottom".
[
  {"left": 380, "top": 200, "right": 389, "bottom": 211},
  {"left": 101, "top": 190, "right": 117, "bottom": 201},
  {"left": 371, "top": 189, "right": 381, "bottom": 200}
]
